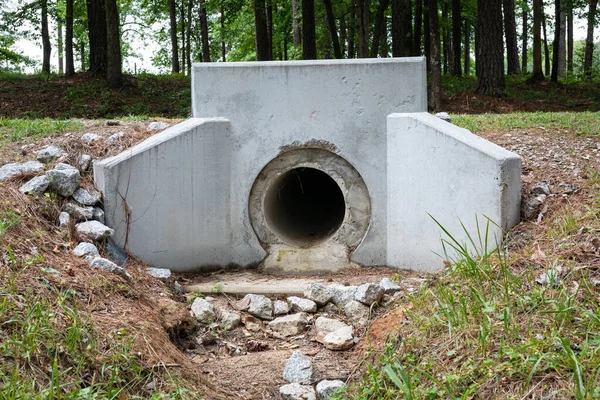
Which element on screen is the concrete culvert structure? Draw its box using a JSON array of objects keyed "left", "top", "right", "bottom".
[{"left": 264, "top": 167, "right": 346, "bottom": 248}]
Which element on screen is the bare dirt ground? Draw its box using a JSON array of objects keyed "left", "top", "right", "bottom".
[{"left": 1, "top": 118, "right": 599, "bottom": 398}]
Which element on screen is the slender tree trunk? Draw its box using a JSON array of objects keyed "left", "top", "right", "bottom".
[
  {"left": 199, "top": 0, "right": 210, "bottom": 61},
  {"left": 413, "top": 0, "right": 422, "bottom": 55},
  {"left": 476, "top": 0, "right": 505, "bottom": 95},
  {"left": 371, "top": 0, "right": 390, "bottom": 57},
  {"left": 292, "top": 0, "right": 301, "bottom": 47},
  {"left": 392, "top": 0, "right": 412, "bottom": 56},
  {"left": 58, "top": 20, "right": 64, "bottom": 74},
  {"left": 464, "top": 17, "right": 470, "bottom": 74},
  {"left": 169, "top": 0, "right": 179, "bottom": 72},
  {"left": 541, "top": 5, "right": 550, "bottom": 75},
  {"left": 551, "top": 0, "right": 560, "bottom": 81},
  {"left": 302, "top": 0, "right": 317, "bottom": 59},
  {"left": 429, "top": 0, "right": 442, "bottom": 110},
  {"left": 504, "top": 0, "right": 521, "bottom": 74},
  {"left": 442, "top": 2, "right": 449, "bottom": 74},
  {"left": 522, "top": 8, "right": 528, "bottom": 72},
  {"left": 104, "top": 0, "right": 122, "bottom": 87},
  {"left": 424, "top": 0, "right": 431, "bottom": 72},
  {"left": 221, "top": 7, "right": 226, "bottom": 61},
  {"left": 348, "top": 4, "right": 356, "bottom": 57},
  {"left": 86, "top": 0, "right": 107, "bottom": 72},
  {"left": 41, "top": 0, "right": 51, "bottom": 73},
  {"left": 380, "top": 16, "right": 389, "bottom": 56},
  {"left": 80, "top": 42, "right": 85, "bottom": 71},
  {"left": 567, "top": 1, "right": 573, "bottom": 72},
  {"left": 254, "top": 0, "right": 270, "bottom": 60},
  {"left": 323, "top": 0, "right": 343, "bottom": 58},
  {"left": 266, "top": 1, "right": 273, "bottom": 60},
  {"left": 187, "top": 0, "right": 192, "bottom": 72},
  {"left": 558, "top": 7, "right": 566, "bottom": 75},
  {"left": 340, "top": 11, "right": 347, "bottom": 55},
  {"left": 584, "top": 0, "right": 598, "bottom": 79},
  {"left": 451, "top": 0, "right": 461, "bottom": 75},
  {"left": 357, "top": 0, "right": 370, "bottom": 58},
  {"left": 531, "top": 0, "right": 544, "bottom": 80},
  {"left": 181, "top": 1, "right": 186, "bottom": 73},
  {"left": 65, "top": 0, "right": 75, "bottom": 76}
]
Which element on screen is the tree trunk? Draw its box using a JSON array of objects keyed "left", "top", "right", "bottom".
[
  {"left": 58, "top": 20, "right": 64, "bottom": 74},
  {"left": 104, "top": 0, "right": 122, "bottom": 87},
  {"left": 254, "top": 0, "right": 270, "bottom": 60},
  {"left": 371, "top": 0, "right": 390, "bottom": 57},
  {"left": 340, "top": 11, "right": 347, "bottom": 55},
  {"left": 392, "top": 0, "right": 412, "bottom": 56},
  {"left": 323, "top": 0, "right": 343, "bottom": 58},
  {"left": 584, "top": 0, "right": 598, "bottom": 79},
  {"left": 442, "top": 2, "right": 449, "bottom": 74},
  {"left": 541, "top": 4, "right": 550, "bottom": 75},
  {"left": 187, "top": 0, "right": 192, "bottom": 72},
  {"left": 464, "top": 17, "right": 470, "bottom": 74},
  {"left": 503, "top": 0, "right": 521, "bottom": 74},
  {"left": 86, "top": 0, "right": 107, "bottom": 72},
  {"left": 476, "top": 0, "right": 505, "bottom": 95},
  {"left": 348, "top": 4, "right": 356, "bottom": 57},
  {"left": 302, "top": 0, "right": 317, "bottom": 59},
  {"left": 558, "top": 7, "right": 566, "bottom": 75},
  {"left": 429, "top": 0, "right": 442, "bottom": 111},
  {"left": 567, "top": 1, "right": 573, "bottom": 72},
  {"left": 451, "top": 0, "right": 461, "bottom": 75},
  {"left": 221, "top": 7, "right": 226, "bottom": 61},
  {"left": 169, "top": 0, "right": 179, "bottom": 72},
  {"left": 380, "top": 16, "right": 389, "bottom": 56},
  {"left": 41, "top": 0, "right": 51, "bottom": 73},
  {"left": 413, "top": 0, "right": 422, "bottom": 55},
  {"left": 551, "top": 0, "right": 560, "bottom": 81},
  {"left": 65, "top": 0, "right": 75, "bottom": 76},
  {"left": 181, "top": 0, "right": 186, "bottom": 73},
  {"left": 356, "top": 0, "right": 370, "bottom": 58},
  {"left": 199, "top": 0, "right": 210, "bottom": 61},
  {"left": 80, "top": 42, "right": 85, "bottom": 71},
  {"left": 424, "top": 0, "right": 430, "bottom": 72},
  {"left": 266, "top": 1, "right": 273, "bottom": 60},
  {"left": 292, "top": 0, "right": 301, "bottom": 47},
  {"left": 522, "top": 8, "right": 528, "bottom": 72},
  {"left": 531, "top": 0, "right": 544, "bottom": 80}
]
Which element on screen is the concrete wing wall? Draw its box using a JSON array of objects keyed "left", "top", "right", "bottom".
[
  {"left": 386, "top": 113, "right": 521, "bottom": 271},
  {"left": 94, "top": 118, "right": 233, "bottom": 271}
]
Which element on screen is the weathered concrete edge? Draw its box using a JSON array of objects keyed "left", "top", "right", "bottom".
[{"left": 191, "top": 57, "right": 426, "bottom": 69}]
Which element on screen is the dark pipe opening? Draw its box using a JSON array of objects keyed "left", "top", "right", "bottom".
[{"left": 264, "top": 167, "right": 346, "bottom": 247}]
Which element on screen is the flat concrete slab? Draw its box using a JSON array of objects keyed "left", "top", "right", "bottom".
[{"left": 184, "top": 278, "right": 324, "bottom": 296}]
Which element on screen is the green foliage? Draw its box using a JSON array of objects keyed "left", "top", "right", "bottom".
[{"left": 0, "top": 118, "right": 82, "bottom": 142}]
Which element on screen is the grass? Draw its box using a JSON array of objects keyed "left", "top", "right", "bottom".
[
  {"left": 0, "top": 118, "right": 83, "bottom": 142},
  {"left": 453, "top": 111, "right": 600, "bottom": 136},
  {"left": 338, "top": 219, "right": 600, "bottom": 399}
]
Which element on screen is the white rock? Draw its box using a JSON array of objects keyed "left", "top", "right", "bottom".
[
  {"left": 328, "top": 284, "right": 358, "bottom": 307},
  {"left": 75, "top": 220, "right": 114, "bottom": 241},
  {"left": 380, "top": 277, "right": 401, "bottom": 294},
  {"left": 322, "top": 326, "right": 354, "bottom": 351},
  {"left": 283, "top": 351, "right": 312, "bottom": 383},
  {"left": 37, "top": 146, "right": 63, "bottom": 163},
  {"left": 105, "top": 132, "right": 126, "bottom": 144},
  {"left": 81, "top": 133, "right": 100, "bottom": 143},
  {"left": 147, "top": 121, "right": 170, "bottom": 131},
  {"left": 64, "top": 202, "right": 94, "bottom": 220},
  {"left": 90, "top": 257, "right": 131, "bottom": 279},
  {"left": 19, "top": 175, "right": 50, "bottom": 196},
  {"left": 220, "top": 311, "right": 241, "bottom": 330},
  {"left": 78, "top": 154, "right": 93, "bottom": 171},
  {"left": 73, "top": 242, "right": 100, "bottom": 258},
  {"left": 274, "top": 299, "right": 290, "bottom": 315},
  {"left": 146, "top": 267, "right": 171, "bottom": 279},
  {"left": 268, "top": 313, "right": 309, "bottom": 336},
  {"left": 54, "top": 162, "right": 78, "bottom": 170},
  {"left": 0, "top": 161, "right": 44, "bottom": 182},
  {"left": 280, "top": 383, "right": 316, "bottom": 400},
  {"left": 287, "top": 296, "right": 317, "bottom": 313},
  {"left": 191, "top": 298, "right": 216, "bottom": 324},
  {"left": 304, "top": 283, "right": 333, "bottom": 306},
  {"left": 72, "top": 187, "right": 101, "bottom": 206},
  {"left": 316, "top": 380, "right": 346, "bottom": 400},
  {"left": 343, "top": 300, "right": 370, "bottom": 327},
  {"left": 58, "top": 211, "right": 70, "bottom": 228},
  {"left": 92, "top": 207, "right": 105, "bottom": 223},
  {"left": 315, "top": 317, "right": 349, "bottom": 335},
  {"left": 238, "top": 294, "right": 273, "bottom": 320},
  {"left": 46, "top": 167, "right": 80, "bottom": 197},
  {"left": 435, "top": 112, "right": 452, "bottom": 123},
  {"left": 354, "top": 283, "right": 384, "bottom": 306}
]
